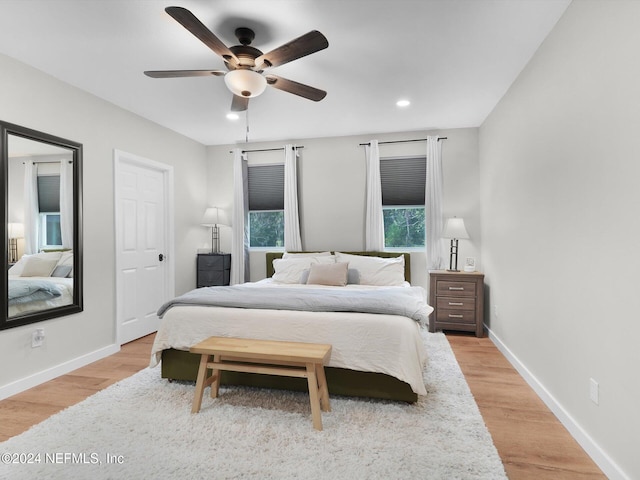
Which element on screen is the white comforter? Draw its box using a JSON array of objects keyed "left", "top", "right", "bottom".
[
  {"left": 8, "top": 275, "right": 74, "bottom": 317},
  {"left": 150, "top": 281, "right": 432, "bottom": 395}
]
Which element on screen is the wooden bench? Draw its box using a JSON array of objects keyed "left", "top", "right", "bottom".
[{"left": 189, "top": 336, "right": 332, "bottom": 430}]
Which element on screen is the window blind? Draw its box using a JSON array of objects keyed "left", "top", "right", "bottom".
[
  {"left": 380, "top": 156, "right": 426, "bottom": 206},
  {"left": 248, "top": 164, "right": 284, "bottom": 211},
  {"left": 37, "top": 175, "right": 61, "bottom": 212}
]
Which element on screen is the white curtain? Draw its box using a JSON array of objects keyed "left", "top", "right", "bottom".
[
  {"left": 426, "top": 136, "right": 445, "bottom": 270},
  {"left": 59, "top": 159, "right": 74, "bottom": 249},
  {"left": 365, "top": 140, "right": 384, "bottom": 251},
  {"left": 231, "top": 148, "right": 249, "bottom": 284},
  {"left": 283, "top": 145, "right": 302, "bottom": 251},
  {"left": 23, "top": 161, "right": 39, "bottom": 255}
]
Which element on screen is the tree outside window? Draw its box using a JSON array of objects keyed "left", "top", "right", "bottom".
[
  {"left": 249, "top": 210, "right": 284, "bottom": 247},
  {"left": 383, "top": 207, "right": 425, "bottom": 248}
]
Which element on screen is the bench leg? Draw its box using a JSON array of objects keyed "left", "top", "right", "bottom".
[
  {"left": 210, "top": 354, "right": 221, "bottom": 399},
  {"left": 315, "top": 364, "right": 331, "bottom": 412},
  {"left": 192, "top": 354, "right": 210, "bottom": 413},
  {"left": 306, "top": 363, "right": 323, "bottom": 431}
]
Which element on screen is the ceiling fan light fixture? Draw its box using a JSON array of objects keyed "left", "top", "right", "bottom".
[{"left": 224, "top": 69, "right": 267, "bottom": 98}]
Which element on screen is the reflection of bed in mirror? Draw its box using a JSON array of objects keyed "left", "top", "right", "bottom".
[{"left": 8, "top": 251, "right": 73, "bottom": 317}]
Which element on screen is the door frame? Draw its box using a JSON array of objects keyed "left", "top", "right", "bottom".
[{"left": 113, "top": 149, "right": 175, "bottom": 345}]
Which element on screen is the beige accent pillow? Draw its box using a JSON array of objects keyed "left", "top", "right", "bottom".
[
  {"left": 272, "top": 256, "right": 335, "bottom": 284},
  {"left": 306, "top": 262, "right": 349, "bottom": 286},
  {"left": 20, "top": 256, "right": 59, "bottom": 277}
]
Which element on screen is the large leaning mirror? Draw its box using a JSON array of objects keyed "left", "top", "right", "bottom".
[{"left": 1, "top": 121, "right": 83, "bottom": 330}]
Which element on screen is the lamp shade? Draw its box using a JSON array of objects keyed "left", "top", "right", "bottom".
[
  {"left": 8, "top": 222, "right": 24, "bottom": 239},
  {"left": 224, "top": 69, "right": 267, "bottom": 98},
  {"left": 201, "top": 207, "right": 229, "bottom": 227},
  {"left": 442, "top": 217, "right": 469, "bottom": 239}
]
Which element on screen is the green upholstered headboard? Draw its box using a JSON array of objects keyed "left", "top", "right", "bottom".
[{"left": 265, "top": 251, "right": 411, "bottom": 284}]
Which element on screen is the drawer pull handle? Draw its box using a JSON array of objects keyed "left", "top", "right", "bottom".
[
  {"left": 448, "top": 314, "right": 464, "bottom": 318},
  {"left": 448, "top": 302, "right": 463, "bottom": 306},
  {"left": 448, "top": 287, "right": 465, "bottom": 291}
]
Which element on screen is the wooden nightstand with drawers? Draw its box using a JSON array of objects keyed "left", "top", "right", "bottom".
[{"left": 428, "top": 270, "right": 484, "bottom": 337}]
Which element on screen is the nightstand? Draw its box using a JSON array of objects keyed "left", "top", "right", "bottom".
[
  {"left": 428, "top": 270, "right": 484, "bottom": 337},
  {"left": 197, "top": 253, "right": 231, "bottom": 287}
]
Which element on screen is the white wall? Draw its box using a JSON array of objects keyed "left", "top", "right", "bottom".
[
  {"left": 0, "top": 53, "right": 208, "bottom": 394},
  {"left": 206, "top": 127, "right": 480, "bottom": 290},
  {"left": 479, "top": 1, "right": 640, "bottom": 478}
]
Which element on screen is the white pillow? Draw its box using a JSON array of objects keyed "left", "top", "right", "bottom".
[
  {"left": 272, "top": 256, "right": 335, "bottom": 284},
  {"left": 9, "top": 252, "right": 62, "bottom": 276},
  {"left": 334, "top": 252, "right": 405, "bottom": 286},
  {"left": 56, "top": 251, "right": 74, "bottom": 277},
  {"left": 282, "top": 251, "right": 332, "bottom": 259},
  {"left": 20, "top": 256, "right": 60, "bottom": 277}
]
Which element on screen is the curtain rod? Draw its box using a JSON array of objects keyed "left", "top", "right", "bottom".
[
  {"left": 229, "top": 146, "right": 305, "bottom": 154},
  {"left": 22, "top": 160, "right": 73, "bottom": 165},
  {"left": 358, "top": 137, "right": 447, "bottom": 146}
]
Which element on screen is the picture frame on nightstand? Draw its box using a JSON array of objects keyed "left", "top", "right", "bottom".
[{"left": 464, "top": 257, "right": 476, "bottom": 272}]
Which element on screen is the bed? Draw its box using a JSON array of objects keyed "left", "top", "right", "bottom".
[
  {"left": 151, "top": 251, "right": 433, "bottom": 402},
  {"left": 8, "top": 251, "right": 74, "bottom": 317}
]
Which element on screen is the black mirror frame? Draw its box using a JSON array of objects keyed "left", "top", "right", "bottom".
[{"left": 0, "top": 121, "right": 83, "bottom": 330}]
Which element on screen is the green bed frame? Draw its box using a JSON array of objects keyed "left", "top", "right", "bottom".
[{"left": 160, "top": 251, "right": 418, "bottom": 403}]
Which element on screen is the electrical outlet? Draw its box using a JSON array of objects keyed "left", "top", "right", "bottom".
[
  {"left": 31, "top": 328, "right": 45, "bottom": 348},
  {"left": 589, "top": 378, "right": 599, "bottom": 405},
  {"left": 494, "top": 304, "right": 499, "bottom": 318}
]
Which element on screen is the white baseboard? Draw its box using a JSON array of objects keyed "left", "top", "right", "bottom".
[
  {"left": 0, "top": 343, "right": 120, "bottom": 401},
  {"left": 486, "top": 326, "right": 629, "bottom": 480}
]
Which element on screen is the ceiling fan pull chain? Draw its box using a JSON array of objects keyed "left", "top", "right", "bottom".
[{"left": 245, "top": 108, "right": 250, "bottom": 143}]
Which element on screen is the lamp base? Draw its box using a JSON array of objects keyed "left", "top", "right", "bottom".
[{"left": 447, "top": 238, "right": 460, "bottom": 271}]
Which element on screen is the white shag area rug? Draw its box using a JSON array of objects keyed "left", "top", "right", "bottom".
[{"left": 0, "top": 332, "right": 507, "bottom": 480}]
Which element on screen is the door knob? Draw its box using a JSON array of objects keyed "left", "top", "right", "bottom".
[{"left": 159, "top": 253, "right": 164, "bottom": 262}]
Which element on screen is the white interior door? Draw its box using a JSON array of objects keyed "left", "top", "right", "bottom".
[{"left": 114, "top": 150, "right": 174, "bottom": 345}]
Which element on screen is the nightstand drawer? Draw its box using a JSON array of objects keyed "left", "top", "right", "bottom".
[
  {"left": 198, "top": 255, "right": 231, "bottom": 270},
  {"left": 436, "top": 309, "right": 476, "bottom": 324},
  {"left": 198, "top": 270, "right": 230, "bottom": 286},
  {"left": 436, "top": 280, "right": 476, "bottom": 297},
  {"left": 436, "top": 296, "right": 476, "bottom": 311}
]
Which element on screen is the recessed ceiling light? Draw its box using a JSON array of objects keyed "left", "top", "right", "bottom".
[
  {"left": 226, "top": 113, "right": 240, "bottom": 120},
  {"left": 396, "top": 99, "right": 411, "bottom": 107}
]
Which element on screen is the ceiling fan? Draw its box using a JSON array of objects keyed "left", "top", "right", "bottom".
[{"left": 144, "top": 6, "right": 329, "bottom": 112}]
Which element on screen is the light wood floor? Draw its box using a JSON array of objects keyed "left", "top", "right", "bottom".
[
  {"left": 447, "top": 333, "right": 606, "bottom": 479},
  {"left": 0, "top": 332, "right": 606, "bottom": 479}
]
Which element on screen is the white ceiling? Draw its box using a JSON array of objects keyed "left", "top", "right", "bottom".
[{"left": 0, "top": 0, "right": 570, "bottom": 146}]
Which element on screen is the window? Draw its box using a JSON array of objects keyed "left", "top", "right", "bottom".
[
  {"left": 248, "top": 164, "right": 284, "bottom": 248},
  {"left": 37, "top": 174, "right": 62, "bottom": 248},
  {"left": 380, "top": 156, "right": 426, "bottom": 248},
  {"left": 40, "top": 213, "right": 62, "bottom": 247}
]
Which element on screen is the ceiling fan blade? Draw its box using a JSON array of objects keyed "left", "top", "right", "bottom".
[
  {"left": 144, "top": 70, "right": 226, "bottom": 78},
  {"left": 231, "top": 95, "right": 249, "bottom": 112},
  {"left": 265, "top": 75, "right": 327, "bottom": 102},
  {"left": 165, "top": 6, "right": 238, "bottom": 63},
  {"left": 256, "top": 31, "right": 328, "bottom": 69}
]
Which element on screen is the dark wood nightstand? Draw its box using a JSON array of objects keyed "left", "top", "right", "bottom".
[
  {"left": 197, "top": 253, "right": 231, "bottom": 287},
  {"left": 428, "top": 270, "right": 484, "bottom": 337}
]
